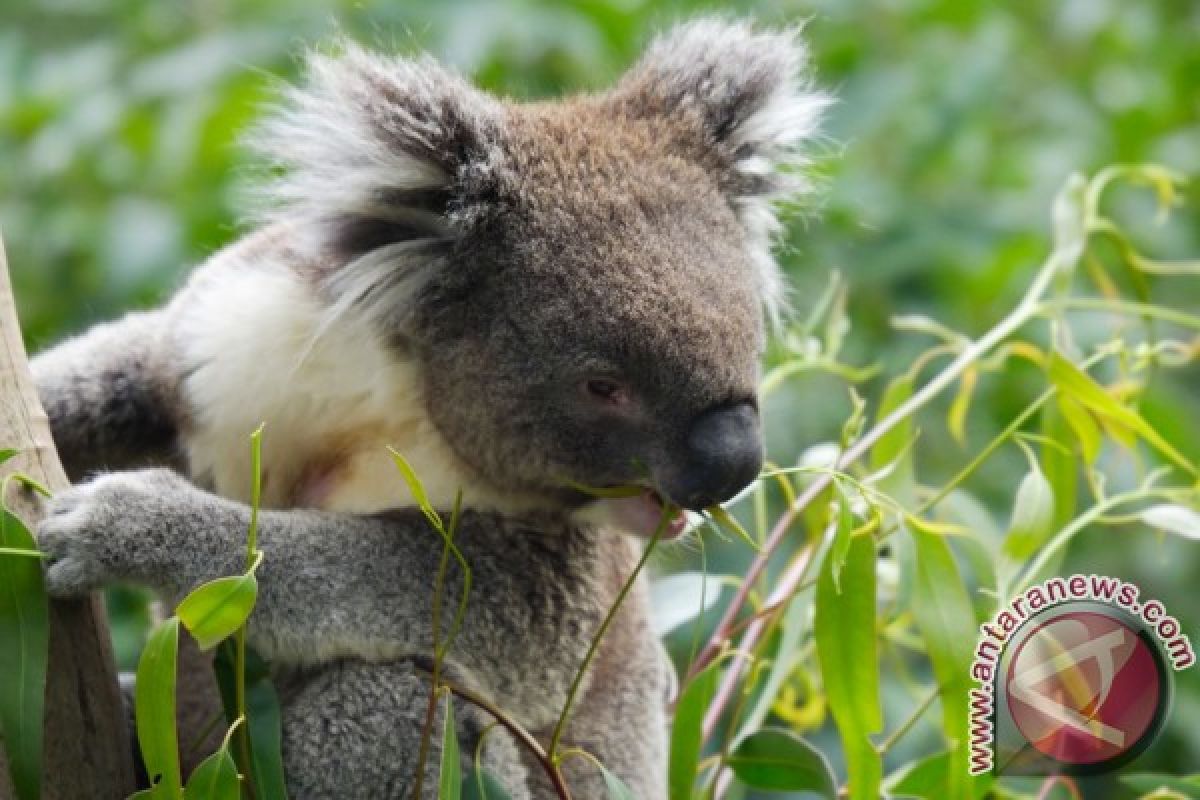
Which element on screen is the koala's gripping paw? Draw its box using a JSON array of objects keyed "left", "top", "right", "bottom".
[{"left": 39, "top": 468, "right": 189, "bottom": 597}]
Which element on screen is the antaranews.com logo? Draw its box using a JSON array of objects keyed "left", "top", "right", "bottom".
[{"left": 968, "top": 574, "right": 1194, "bottom": 776}]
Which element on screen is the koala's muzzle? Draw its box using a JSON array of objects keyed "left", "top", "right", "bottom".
[{"left": 665, "top": 402, "right": 763, "bottom": 511}]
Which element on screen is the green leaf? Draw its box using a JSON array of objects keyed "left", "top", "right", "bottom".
[
  {"left": 1002, "top": 464, "right": 1055, "bottom": 560},
  {"left": 1039, "top": 397, "right": 1078, "bottom": 537},
  {"left": 0, "top": 509, "right": 49, "bottom": 800},
  {"left": 212, "top": 642, "right": 288, "bottom": 800},
  {"left": 815, "top": 530, "right": 881, "bottom": 800},
  {"left": 1056, "top": 395, "right": 1102, "bottom": 465},
  {"left": 389, "top": 447, "right": 442, "bottom": 529},
  {"left": 946, "top": 368, "right": 977, "bottom": 446},
  {"left": 461, "top": 766, "right": 513, "bottom": 800},
  {"left": 909, "top": 524, "right": 977, "bottom": 800},
  {"left": 1140, "top": 504, "right": 1200, "bottom": 540},
  {"left": 599, "top": 765, "right": 637, "bottom": 800},
  {"left": 668, "top": 662, "right": 720, "bottom": 800},
  {"left": 176, "top": 572, "right": 258, "bottom": 651},
  {"left": 1048, "top": 352, "right": 1196, "bottom": 475},
  {"left": 706, "top": 506, "right": 760, "bottom": 551},
  {"left": 727, "top": 728, "right": 835, "bottom": 796},
  {"left": 136, "top": 617, "right": 182, "bottom": 799},
  {"left": 183, "top": 741, "right": 240, "bottom": 800},
  {"left": 828, "top": 488, "right": 855, "bottom": 592},
  {"left": 439, "top": 694, "right": 461, "bottom": 800},
  {"left": 0, "top": 449, "right": 18, "bottom": 466},
  {"left": 884, "top": 750, "right": 951, "bottom": 798}
]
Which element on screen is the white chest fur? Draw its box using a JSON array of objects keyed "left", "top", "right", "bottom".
[{"left": 171, "top": 261, "right": 523, "bottom": 515}]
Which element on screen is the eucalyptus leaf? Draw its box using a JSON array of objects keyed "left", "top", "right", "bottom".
[
  {"left": 0, "top": 509, "right": 48, "bottom": 800},
  {"left": 668, "top": 663, "right": 720, "bottom": 800},
  {"left": 462, "top": 766, "right": 513, "bottom": 800},
  {"left": 1002, "top": 466, "right": 1055, "bottom": 560},
  {"left": 1048, "top": 352, "right": 1196, "bottom": 475},
  {"left": 176, "top": 572, "right": 258, "bottom": 651},
  {"left": 727, "top": 728, "right": 836, "bottom": 796},
  {"left": 183, "top": 744, "right": 240, "bottom": 800},
  {"left": 136, "top": 617, "right": 182, "bottom": 799},
  {"left": 1140, "top": 504, "right": 1200, "bottom": 540},
  {"left": 909, "top": 525, "right": 976, "bottom": 799},
  {"left": 815, "top": 530, "right": 881, "bottom": 800},
  {"left": 439, "top": 694, "right": 461, "bottom": 800},
  {"left": 600, "top": 765, "right": 637, "bottom": 800}
]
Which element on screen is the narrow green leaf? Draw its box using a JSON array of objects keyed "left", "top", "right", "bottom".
[
  {"left": 136, "top": 617, "right": 182, "bottom": 799},
  {"left": 176, "top": 573, "right": 258, "bottom": 651},
  {"left": 0, "top": 449, "right": 18, "bottom": 466},
  {"left": 909, "top": 525, "right": 977, "bottom": 799},
  {"left": 183, "top": 741, "right": 240, "bottom": 800},
  {"left": 946, "top": 369, "right": 977, "bottom": 446},
  {"left": 1039, "top": 398, "right": 1077, "bottom": 538},
  {"left": 1057, "top": 395, "right": 1102, "bottom": 465},
  {"left": 668, "top": 663, "right": 720, "bottom": 800},
  {"left": 1002, "top": 465, "right": 1055, "bottom": 560},
  {"left": 884, "top": 749, "right": 951, "bottom": 797},
  {"left": 828, "top": 489, "right": 855, "bottom": 592},
  {"left": 461, "top": 766, "right": 513, "bottom": 800},
  {"left": 0, "top": 509, "right": 49, "bottom": 800},
  {"left": 388, "top": 448, "right": 441, "bottom": 528},
  {"left": 727, "top": 728, "right": 836, "bottom": 796},
  {"left": 439, "top": 694, "right": 461, "bottom": 800},
  {"left": 1048, "top": 352, "right": 1196, "bottom": 474},
  {"left": 599, "top": 765, "right": 637, "bottom": 800},
  {"left": 706, "top": 506, "right": 760, "bottom": 551},
  {"left": 212, "top": 642, "right": 288, "bottom": 800},
  {"left": 1140, "top": 504, "right": 1200, "bottom": 540},
  {"left": 815, "top": 530, "right": 882, "bottom": 800}
]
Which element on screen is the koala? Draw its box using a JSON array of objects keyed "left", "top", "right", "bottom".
[{"left": 31, "top": 18, "right": 827, "bottom": 800}]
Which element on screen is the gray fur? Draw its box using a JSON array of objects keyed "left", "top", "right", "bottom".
[
  {"left": 39, "top": 469, "right": 667, "bottom": 799},
  {"left": 32, "top": 18, "right": 825, "bottom": 799}
]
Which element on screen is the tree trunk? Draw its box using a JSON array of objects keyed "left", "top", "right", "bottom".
[{"left": 0, "top": 234, "right": 136, "bottom": 799}]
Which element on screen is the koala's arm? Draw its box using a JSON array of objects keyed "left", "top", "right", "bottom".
[
  {"left": 31, "top": 310, "right": 183, "bottom": 480},
  {"left": 38, "top": 468, "right": 482, "bottom": 665}
]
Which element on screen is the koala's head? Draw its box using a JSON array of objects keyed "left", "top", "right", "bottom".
[{"left": 257, "top": 19, "right": 828, "bottom": 535}]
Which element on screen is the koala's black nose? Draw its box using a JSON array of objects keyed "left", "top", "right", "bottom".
[{"left": 666, "top": 402, "right": 763, "bottom": 511}]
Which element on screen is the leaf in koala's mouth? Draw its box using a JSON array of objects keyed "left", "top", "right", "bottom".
[{"left": 607, "top": 489, "right": 688, "bottom": 540}]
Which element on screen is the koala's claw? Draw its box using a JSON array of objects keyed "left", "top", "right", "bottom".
[
  {"left": 38, "top": 469, "right": 186, "bottom": 597},
  {"left": 39, "top": 497, "right": 108, "bottom": 597}
]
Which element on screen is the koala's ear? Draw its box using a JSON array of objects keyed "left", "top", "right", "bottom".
[
  {"left": 616, "top": 19, "right": 830, "bottom": 199},
  {"left": 250, "top": 41, "right": 504, "bottom": 258},
  {"left": 615, "top": 19, "right": 831, "bottom": 325}
]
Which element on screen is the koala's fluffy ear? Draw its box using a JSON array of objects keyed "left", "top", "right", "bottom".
[
  {"left": 250, "top": 42, "right": 503, "bottom": 257},
  {"left": 617, "top": 18, "right": 829, "bottom": 198},
  {"left": 616, "top": 19, "right": 831, "bottom": 323},
  {"left": 249, "top": 42, "right": 505, "bottom": 335}
]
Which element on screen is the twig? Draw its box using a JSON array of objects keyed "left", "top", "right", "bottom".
[{"left": 441, "top": 681, "right": 574, "bottom": 800}]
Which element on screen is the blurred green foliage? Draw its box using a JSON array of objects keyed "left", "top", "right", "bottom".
[{"left": 2, "top": 0, "right": 1198, "bottom": 794}]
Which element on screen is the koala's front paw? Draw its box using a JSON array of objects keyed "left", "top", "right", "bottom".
[{"left": 39, "top": 469, "right": 188, "bottom": 597}]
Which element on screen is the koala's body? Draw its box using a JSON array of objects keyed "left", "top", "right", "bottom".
[{"left": 31, "top": 19, "right": 826, "bottom": 799}]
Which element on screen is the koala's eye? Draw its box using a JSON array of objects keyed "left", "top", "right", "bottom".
[{"left": 584, "top": 378, "right": 630, "bottom": 407}]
